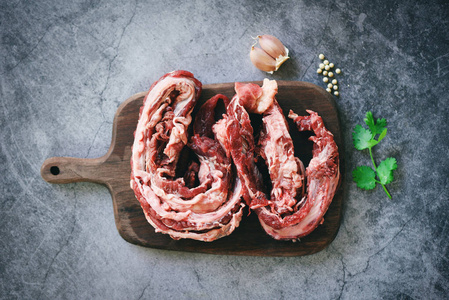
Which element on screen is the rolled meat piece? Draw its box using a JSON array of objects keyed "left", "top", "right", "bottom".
[
  {"left": 226, "top": 79, "right": 340, "bottom": 240},
  {"left": 130, "top": 71, "right": 244, "bottom": 242}
]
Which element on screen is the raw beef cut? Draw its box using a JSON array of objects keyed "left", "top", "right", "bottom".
[
  {"left": 225, "top": 79, "right": 340, "bottom": 240},
  {"left": 130, "top": 71, "right": 244, "bottom": 242},
  {"left": 130, "top": 71, "right": 340, "bottom": 242}
]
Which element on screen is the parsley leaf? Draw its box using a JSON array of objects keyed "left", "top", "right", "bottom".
[
  {"left": 352, "top": 166, "right": 376, "bottom": 190},
  {"left": 353, "top": 125, "right": 377, "bottom": 150},
  {"left": 378, "top": 128, "right": 387, "bottom": 143},
  {"left": 364, "top": 111, "right": 387, "bottom": 136},
  {"left": 377, "top": 157, "right": 397, "bottom": 185}
]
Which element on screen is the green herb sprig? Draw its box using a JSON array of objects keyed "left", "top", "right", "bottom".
[{"left": 352, "top": 111, "right": 397, "bottom": 199}]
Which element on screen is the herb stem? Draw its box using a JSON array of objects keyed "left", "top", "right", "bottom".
[
  {"left": 382, "top": 184, "right": 392, "bottom": 199},
  {"left": 369, "top": 147, "right": 392, "bottom": 199},
  {"left": 369, "top": 147, "right": 377, "bottom": 169}
]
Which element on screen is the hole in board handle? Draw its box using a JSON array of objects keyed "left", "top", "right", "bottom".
[{"left": 50, "top": 166, "right": 60, "bottom": 175}]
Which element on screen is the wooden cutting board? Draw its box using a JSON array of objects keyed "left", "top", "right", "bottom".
[{"left": 40, "top": 80, "right": 344, "bottom": 256}]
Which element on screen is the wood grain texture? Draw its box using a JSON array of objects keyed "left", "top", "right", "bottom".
[{"left": 41, "top": 81, "right": 344, "bottom": 256}]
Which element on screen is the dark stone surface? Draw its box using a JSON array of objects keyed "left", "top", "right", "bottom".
[{"left": 1, "top": 0, "right": 448, "bottom": 299}]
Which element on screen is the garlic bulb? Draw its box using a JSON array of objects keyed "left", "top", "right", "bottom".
[{"left": 250, "top": 34, "right": 289, "bottom": 73}]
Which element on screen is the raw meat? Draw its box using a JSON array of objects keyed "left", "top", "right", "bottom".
[
  {"left": 130, "top": 71, "right": 244, "bottom": 242},
  {"left": 225, "top": 79, "right": 340, "bottom": 240},
  {"left": 130, "top": 71, "right": 340, "bottom": 242}
]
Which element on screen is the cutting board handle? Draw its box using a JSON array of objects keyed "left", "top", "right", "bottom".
[{"left": 41, "top": 156, "right": 108, "bottom": 185}]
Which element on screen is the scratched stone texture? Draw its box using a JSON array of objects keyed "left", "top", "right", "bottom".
[{"left": 1, "top": 0, "right": 448, "bottom": 299}]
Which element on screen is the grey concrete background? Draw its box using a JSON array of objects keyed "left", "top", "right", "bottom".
[{"left": 1, "top": 0, "right": 448, "bottom": 299}]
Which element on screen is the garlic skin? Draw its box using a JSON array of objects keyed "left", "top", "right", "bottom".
[{"left": 250, "top": 34, "right": 289, "bottom": 73}]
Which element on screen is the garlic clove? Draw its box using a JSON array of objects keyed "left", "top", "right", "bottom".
[
  {"left": 257, "top": 34, "right": 289, "bottom": 59},
  {"left": 250, "top": 34, "right": 289, "bottom": 73},
  {"left": 250, "top": 46, "right": 277, "bottom": 73}
]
